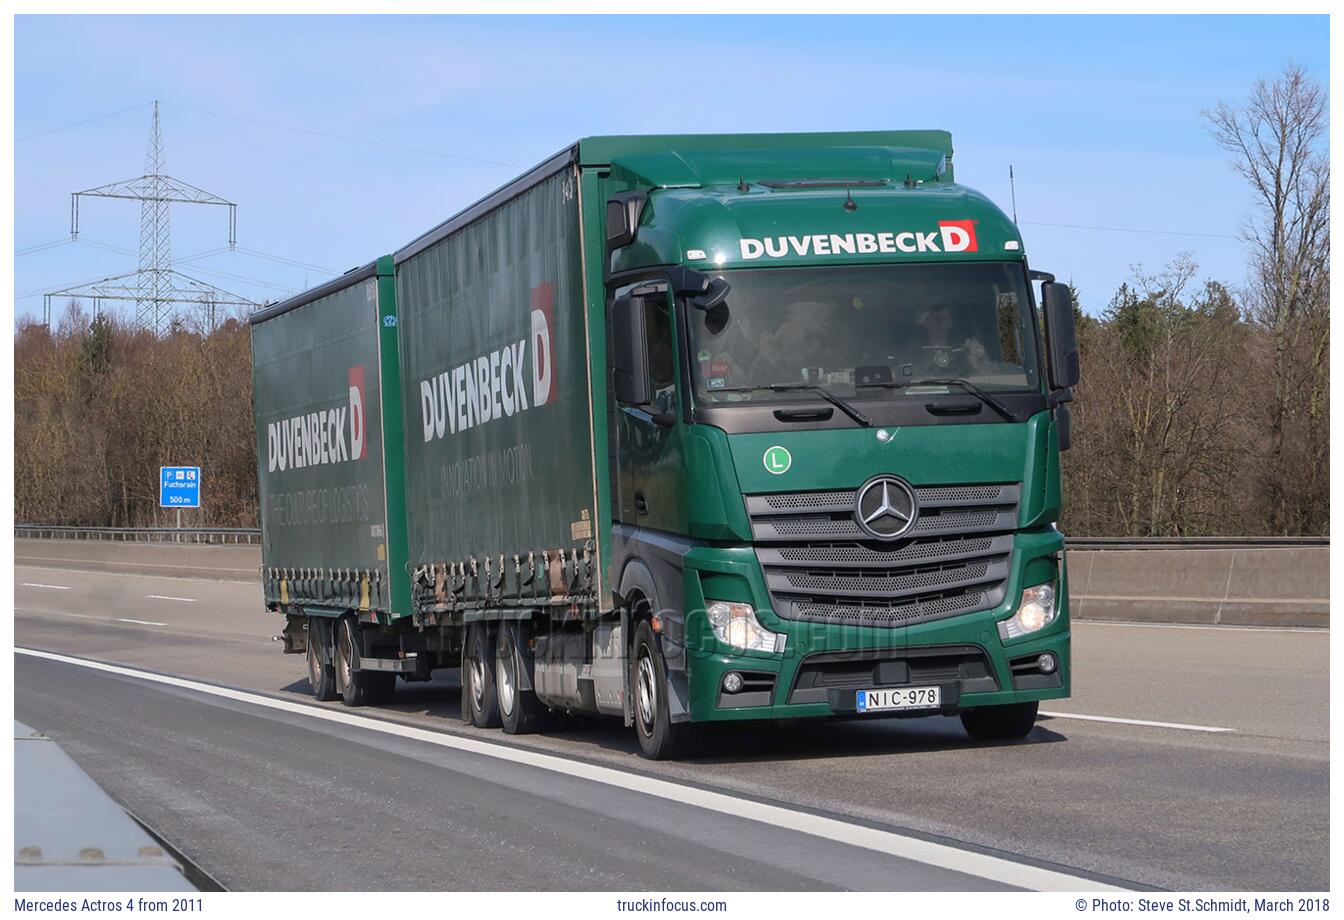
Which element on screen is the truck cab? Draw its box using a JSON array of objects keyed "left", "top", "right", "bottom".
[{"left": 597, "top": 134, "right": 1080, "bottom": 757}]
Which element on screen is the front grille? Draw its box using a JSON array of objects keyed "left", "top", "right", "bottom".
[{"left": 748, "top": 483, "right": 1018, "bottom": 629}]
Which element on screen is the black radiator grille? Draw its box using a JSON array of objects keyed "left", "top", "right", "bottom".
[{"left": 748, "top": 484, "right": 1019, "bottom": 629}]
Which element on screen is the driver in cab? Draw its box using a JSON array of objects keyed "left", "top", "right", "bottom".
[{"left": 910, "top": 304, "right": 992, "bottom": 377}]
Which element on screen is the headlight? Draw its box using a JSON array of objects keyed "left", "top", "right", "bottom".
[
  {"left": 705, "top": 601, "right": 785, "bottom": 653},
  {"left": 998, "top": 583, "right": 1057, "bottom": 640}
]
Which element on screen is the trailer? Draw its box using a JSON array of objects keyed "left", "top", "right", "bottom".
[{"left": 252, "top": 132, "right": 1080, "bottom": 758}]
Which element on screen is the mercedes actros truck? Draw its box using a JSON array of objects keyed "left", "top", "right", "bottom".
[{"left": 251, "top": 130, "right": 1080, "bottom": 759}]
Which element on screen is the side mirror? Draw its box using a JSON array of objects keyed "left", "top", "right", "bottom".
[
  {"left": 1042, "top": 281, "right": 1080, "bottom": 391},
  {"left": 610, "top": 295, "right": 651, "bottom": 406},
  {"left": 606, "top": 192, "right": 648, "bottom": 252}
]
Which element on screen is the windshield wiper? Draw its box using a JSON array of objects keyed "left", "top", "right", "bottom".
[
  {"left": 710, "top": 383, "right": 873, "bottom": 428},
  {"left": 858, "top": 377, "right": 1020, "bottom": 423}
]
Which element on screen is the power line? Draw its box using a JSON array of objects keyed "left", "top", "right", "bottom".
[
  {"left": 233, "top": 246, "right": 339, "bottom": 276},
  {"left": 166, "top": 102, "right": 525, "bottom": 169},
  {"left": 1020, "top": 220, "right": 1240, "bottom": 241},
  {"left": 185, "top": 264, "right": 298, "bottom": 294},
  {"left": 177, "top": 246, "right": 235, "bottom": 265},
  {"left": 16, "top": 102, "right": 154, "bottom": 143},
  {"left": 16, "top": 238, "right": 74, "bottom": 257},
  {"left": 77, "top": 238, "right": 137, "bottom": 257}
]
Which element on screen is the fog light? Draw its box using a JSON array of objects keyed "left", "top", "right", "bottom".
[
  {"left": 1038, "top": 653, "right": 1057, "bottom": 674},
  {"left": 723, "top": 672, "right": 744, "bottom": 693}
]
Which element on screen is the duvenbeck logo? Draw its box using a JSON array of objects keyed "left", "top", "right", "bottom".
[
  {"left": 739, "top": 220, "right": 978, "bottom": 260},
  {"left": 419, "top": 282, "right": 557, "bottom": 442},
  {"left": 267, "top": 365, "right": 367, "bottom": 472}
]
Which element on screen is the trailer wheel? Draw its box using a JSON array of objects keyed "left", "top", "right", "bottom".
[
  {"left": 960, "top": 701, "right": 1039, "bottom": 741},
  {"left": 496, "top": 623, "right": 545, "bottom": 735},
  {"left": 462, "top": 623, "right": 502, "bottom": 728},
  {"left": 306, "top": 616, "right": 338, "bottom": 702},
  {"left": 335, "top": 615, "right": 395, "bottom": 707},
  {"left": 631, "top": 619, "right": 699, "bottom": 760}
]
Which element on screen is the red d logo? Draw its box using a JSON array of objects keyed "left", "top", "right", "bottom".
[
  {"left": 348, "top": 365, "right": 366, "bottom": 460},
  {"left": 937, "top": 220, "right": 978, "bottom": 253}
]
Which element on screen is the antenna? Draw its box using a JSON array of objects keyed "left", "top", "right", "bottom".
[
  {"left": 47, "top": 101, "right": 253, "bottom": 332},
  {"left": 1009, "top": 164, "right": 1019, "bottom": 225}
]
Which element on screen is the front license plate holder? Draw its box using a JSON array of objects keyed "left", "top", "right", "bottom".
[{"left": 855, "top": 686, "right": 942, "bottom": 713}]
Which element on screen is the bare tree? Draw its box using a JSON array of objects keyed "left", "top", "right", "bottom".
[{"left": 1205, "top": 63, "right": 1329, "bottom": 534}]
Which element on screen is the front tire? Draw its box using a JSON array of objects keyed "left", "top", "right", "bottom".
[
  {"left": 631, "top": 620, "right": 699, "bottom": 760},
  {"left": 462, "top": 623, "right": 501, "bottom": 728},
  {"left": 960, "top": 701, "right": 1039, "bottom": 741},
  {"left": 335, "top": 615, "right": 395, "bottom": 707},
  {"left": 307, "top": 616, "right": 338, "bottom": 701}
]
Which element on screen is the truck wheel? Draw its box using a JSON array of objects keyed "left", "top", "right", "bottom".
[
  {"left": 496, "top": 623, "right": 545, "bottom": 735},
  {"left": 335, "top": 615, "right": 395, "bottom": 707},
  {"left": 307, "top": 616, "right": 338, "bottom": 702},
  {"left": 631, "top": 619, "right": 699, "bottom": 760},
  {"left": 960, "top": 701, "right": 1039, "bottom": 741},
  {"left": 462, "top": 623, "right": 502, "bottom": 729}
]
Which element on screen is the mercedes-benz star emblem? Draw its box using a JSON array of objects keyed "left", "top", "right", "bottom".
[{"left": 854, "top": 476, "right": 918, "bottom": 540}]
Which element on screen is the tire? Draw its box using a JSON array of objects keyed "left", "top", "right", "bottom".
[
  {"left": 496, "top": 622, "right": 546, "bottom": 735},
  {"left": 631, "top": 619, "right": 699, "bottom": 760},
  {"left": 335, "top": 615, "right": 395, "bottom": 707},
  {"left": 960, "top": 701, "right": 1039, "bottom": 741},
  {"left": 306, "top": 616, "right": 338, "bottom": 702},
  {"left": 462, "top": 623, "right": 502, "bottom": 728}
]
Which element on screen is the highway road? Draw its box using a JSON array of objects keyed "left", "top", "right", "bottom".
[{"left": 14, "top": 563, "right": 1329, "bottom": 891}]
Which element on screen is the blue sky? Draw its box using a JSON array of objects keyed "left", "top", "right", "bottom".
[{"left": 14, "top": 14, "right": 1330, "bottom": 325}]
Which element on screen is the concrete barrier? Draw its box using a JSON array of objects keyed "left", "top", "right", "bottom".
[
  {"left": 1068, "top": 546, "right": 1328, "bottom": 628},
  {"left": 14, "top": 539, "right": 1327, "bottom": 628},
  {"left": 15, "top": 538, "right": 260, "bottom": 581}
]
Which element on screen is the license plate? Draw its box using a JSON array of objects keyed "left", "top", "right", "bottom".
[{"left": 855, "top": 686, "right": 941, "bottom": 712}]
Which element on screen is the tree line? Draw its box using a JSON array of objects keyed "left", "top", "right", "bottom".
[{"left": 12, "top": 66, "right": 1328, "bottom": 536}]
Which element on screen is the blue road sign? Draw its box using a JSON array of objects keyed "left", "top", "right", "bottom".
[{"left": 159, "top": 466, "right": 201, "bottom": 508}]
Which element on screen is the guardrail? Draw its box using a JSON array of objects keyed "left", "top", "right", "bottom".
[
  {"left": 15, "top": 525, "right": 261, "bottom": 545},
  {"left": 14, "top": 526, "right": 1326, "bottom": 549}
]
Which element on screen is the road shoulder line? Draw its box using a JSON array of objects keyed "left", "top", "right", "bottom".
[{"left": 16, "top": 646, "right": 1127, "bottom": 893}]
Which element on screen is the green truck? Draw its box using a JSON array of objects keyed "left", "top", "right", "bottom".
[{"left": 251, "top": 130, "right": 1079, "bottom": 759}]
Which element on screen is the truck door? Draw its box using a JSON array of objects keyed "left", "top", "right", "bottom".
[{"left": 613, "top": 282, "right": 689, "bottom": 536}]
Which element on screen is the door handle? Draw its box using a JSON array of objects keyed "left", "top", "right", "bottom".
[{"left": 634, "top": 491, "right": 649, "bottom": 516}]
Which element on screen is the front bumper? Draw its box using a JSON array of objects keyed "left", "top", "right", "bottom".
[{"left": 680, "top": 530, "right": 1071, "bottom": 723}]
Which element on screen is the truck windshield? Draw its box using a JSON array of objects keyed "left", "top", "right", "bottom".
[{"left": 687, "top": 262, "right": 1041, "bottom": 404}]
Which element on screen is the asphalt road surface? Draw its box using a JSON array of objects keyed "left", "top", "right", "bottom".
[{"left": 14, "top": 563, "right": 1329, "bottom": 891}]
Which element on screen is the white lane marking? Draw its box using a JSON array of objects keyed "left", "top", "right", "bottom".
[
  {"left": 15, "top": 648, "right": 1125, "bottom": 893},
  {"left": 111, "top": 618, "right": 168, "bottom": 627},
  {"left": 146, "top": 595, "right": 196, "bottom": 603},
  {"left": 20, "top": 583, "right": 70, "bottom": 590},
  {"left": 1041, "top": 711, "right": 1234, "bottom": 733}
]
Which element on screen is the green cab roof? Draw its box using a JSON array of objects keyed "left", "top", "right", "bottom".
[
  {"left": 610, "top": 177, "right": 1022, "bottom": 274},
  {"left": 584, "top": 131, "right": 1022, "bottom": 273},
  {"left": 577, "top": 130, "right": 954, "bottom": 180}
]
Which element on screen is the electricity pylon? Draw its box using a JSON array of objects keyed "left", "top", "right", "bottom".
[{"left": 45, "top": 101, "right": 254, "bottom": 332}]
